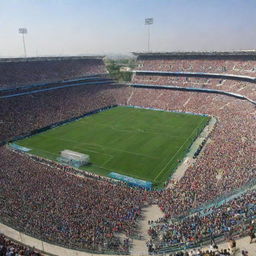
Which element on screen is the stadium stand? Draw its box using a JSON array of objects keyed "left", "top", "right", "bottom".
[
  {"left": 132, "top": 76, "right": 256, "bottom": 101},
  {"left": 0, "top": 147, "right": 146, "bottom": 253},
  {"left": 0, "top": 83, "right": 128, "bottom": 143},
  {"left": 133, "top": 51, "right": 256, "bottom": 76},
  {"left": 127, "top": 89, "right": 255, "bottom": 213},
  {"left": 130, "top": 52, "right": 256, "bottom": 254},
  {"left": 132, "top": 52, "right": 256, "bottom": 100},
  {"left": 148, "top": 188, "right": 256, "bottom": 254},
  {"left": 0, "top": 56, "right": 107, "bottom": 90},
  {"left": 0, "top": 233, "right": 41, "bottom": 255},
  {"left": 0, "top": 52, "right": 255, "bottom": 255}
]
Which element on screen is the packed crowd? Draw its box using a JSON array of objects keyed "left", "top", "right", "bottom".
[
  {"left": 147, "top": 189, "right": 256, "bottom": 250},
  {"left": 0, "top": 74, "right": 112, "bottom": 98},
  {"left": 151, "top": 248, "right": 237, "bottom": 256},
  {"left": 0, "top": 234, "right": 41, "bottom": 256},
  {"left": 166, "top": 248, "right": 240, "bottom": 256},
  {"left": 127, "top": 85, "right": 256, "bottom": 251},
  {"left": 134, "top": 55, "right": 256, "bottom": 101},
  {"left": 128, "top": 88, "right": 256, "bottom": 216},
  {"left": 0, "top": 83, "right": 128, "bottom": 142},
  {"left": 133, "top": 75, "right": 256, "bottom": 100},
  {"left": 0, "top": 57, "right": 106, "bottom": 89},
  {"left": 0, "top": 56, "right": 256, "bottom": 254},
  {"left": 0, "top": 147, "right": 147, "bottom": 252},
  {"left": 136, "top": 57, "right": 256, "bottom": 76}
]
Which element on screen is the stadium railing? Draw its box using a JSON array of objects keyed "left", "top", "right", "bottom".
[
  {"left": 129, "top": 84, "right": 256, "bottom": 105},
  {"left": 133, "top": 70, "right": 256, "bottom": 83},
  {"left": 0, "top": 218, "right": 131, "bottom": 255},
  {"left": 153, "top": 216, "right": 256, "bottom": 255}
]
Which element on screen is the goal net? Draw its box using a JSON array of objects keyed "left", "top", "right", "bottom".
[{"left": 57, "top": 150, "right": 90, "bottom": 168}]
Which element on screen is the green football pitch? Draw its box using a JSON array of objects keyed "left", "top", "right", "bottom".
[{"left": 15, "top": 106, "right": 210, "bottom": 187}]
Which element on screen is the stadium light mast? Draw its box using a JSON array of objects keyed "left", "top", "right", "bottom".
[
  {"left": 145, "top": 18, "right": 153, "bottom": 52},
  {"left": 18, "top": 28, "right": 28, "bottom": 58}
]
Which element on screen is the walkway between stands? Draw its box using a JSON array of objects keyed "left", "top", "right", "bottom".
[{"left": 131, "top": 204, "right": 164, "bottom": 255}]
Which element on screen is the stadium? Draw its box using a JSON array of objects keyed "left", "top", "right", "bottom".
[
  {"left": 1, "top": 1, "right": 256, "bottom": 256},
  {"left": 0, "top": 50, "right": 255, "bottom": 255}
]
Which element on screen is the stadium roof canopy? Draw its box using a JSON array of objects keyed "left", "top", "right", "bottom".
[
  {"left": 0, "top": 55, "right": 105, "bottom": 63},
  {"left": 132, "top": 51, "right": 256, "bottom": 60}
]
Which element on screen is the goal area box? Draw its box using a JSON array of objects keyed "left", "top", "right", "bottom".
[{"left": 57, "top": 150, "right": 90, "bottom": 168}]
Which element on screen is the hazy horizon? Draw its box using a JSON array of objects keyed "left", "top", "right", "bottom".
[{"left": 1, "top": 0, "right": 256, "bottom": 58}]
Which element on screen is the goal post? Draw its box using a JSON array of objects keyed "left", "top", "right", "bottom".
[{"left": 57, "top": 150, "right": 90, "bottom": 168}]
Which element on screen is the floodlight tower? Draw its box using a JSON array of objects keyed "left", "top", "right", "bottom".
[
  {"left": 145, "top": 18, "right": 153, "bottom": 52},
  {"left": 18, "top": 28, "right": 28, "bottom": 57}
]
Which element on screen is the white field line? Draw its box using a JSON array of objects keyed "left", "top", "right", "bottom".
[
  {"left": 153, "top": 118, "right": 206, "bottom": 182},
  {"left": 35, "top": 135, "right": 113, "bottom": 158},
  {"left": 27, "top": 146, "right": 145, "bottom": 180},
  {"left": 26, "top": 147, "right": 58, "bottom": 158},
  {"left": 95, "top": 122, "right": 185, "bottom": 139},
  {"left": 101, "top": 156, "right": 114, "bottom": 167},
  {"left": 92, "top": 163, "right": 149, "bottom": 181},
  {"left": 56, "top": 136, "right": 160, "bottom": 160},
  {"left": 28, "top": 114, "right": 205, "bottom": 183}
]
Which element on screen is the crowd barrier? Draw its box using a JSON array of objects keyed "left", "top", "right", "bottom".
[
  {"left": 0, "top": 55, "right": 105, "bottom": 63},
  {"left": 0, "top": 74, "right": 109, "bottom": 93},
  {"left": 134, "top": 70, "right": 256, "bottom": 83},
  {"left": 124, "top": 105, "right": 210, "bottom": 117},
  {"left": 130, "top": 83, "right": 256, "bottom": 105},
  {"left": 154, "top": 215, "right": 256, "bottom": 255},
  {"left": 1, "top": 80, "right": 115, "bottom": 99},
  {"left": 108, "top": 172, "right": 152, "bottom": 190},
  {"left": 187, "top": 178, "right": 256, "bottom": 217},
  {"left": 0, "top": 222, "right": 129, "bottom": 256}
]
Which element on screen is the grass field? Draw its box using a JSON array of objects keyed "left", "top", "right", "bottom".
[{"left": 15, "top": 106, "right": 210, "bottom": 187}]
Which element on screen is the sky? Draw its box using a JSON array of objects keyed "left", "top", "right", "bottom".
[{"left": 1, "top": 0, "right": 256, "bottom": 57}]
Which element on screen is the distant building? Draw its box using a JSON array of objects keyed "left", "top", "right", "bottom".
[{"left": 120, "top": 66, "right": 132, "bottom": 72}]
